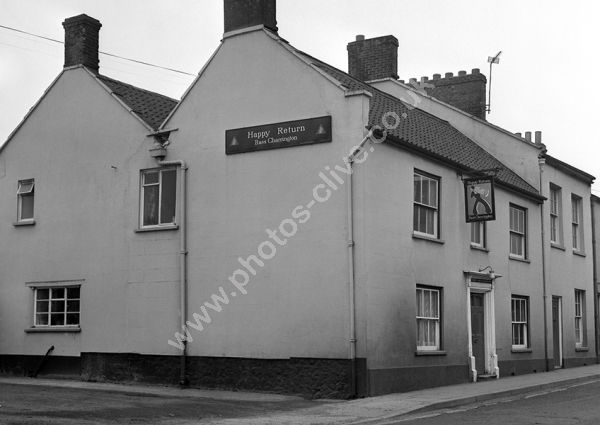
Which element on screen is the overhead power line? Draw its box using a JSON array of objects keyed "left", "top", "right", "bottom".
[{"left": 0, "top": 23, "right": 196, "bottom": 76}]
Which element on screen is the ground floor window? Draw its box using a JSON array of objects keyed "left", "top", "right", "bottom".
[
  {"left": 575, "top": 289, "right": 586, "bottom": 348},
  {"left": 34, "top": 286, "right": 80, "bottom": 327},
  {"left": 511, "top": 296, "right": 529, "bottom": 349},
  {"left": 416, "top": 286, "right": 441, "bottom": 351}
]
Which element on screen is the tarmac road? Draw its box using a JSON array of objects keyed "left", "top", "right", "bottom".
[{"left": 384, "top": 379, "right": 600, "bottom": 425}]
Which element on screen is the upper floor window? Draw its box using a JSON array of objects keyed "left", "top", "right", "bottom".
[
  {"left": 416, "top": 286, "right": 441, "bottom": 351},
  {"left": 17, "top": 179, "right": 35, "bottom": 222},
  {"left": 470, "top": 221, "right": 486, "bottom": 249},
  {"left": 140, "top": 169, "right": 177, "bottom": 228},
  {"left": 571, "top": 195, "right": 583, "bottom": 252},
  {"left": 549, "top": 185, "right": 562, "bottom": 245},
  {"left": 509, "top": 204, "right": 527, "bottom": 259},
  {"left": 413, "top": 171, "right": 439, "bottom": 238}
]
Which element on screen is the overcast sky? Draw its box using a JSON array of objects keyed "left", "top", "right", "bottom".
[{"left": 1, "top": 0, "right": 598, "bottom": 193}]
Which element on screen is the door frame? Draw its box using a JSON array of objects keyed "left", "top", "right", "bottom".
[
  {"left": 552, "top": 296, "right": 563, "bottom": 368},
  {"left": 465, "top": 272, "right": 499, "bottom": 382}
]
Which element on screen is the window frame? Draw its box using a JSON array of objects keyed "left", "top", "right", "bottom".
[
  {"left": 511, "top": 295, "right": 530, "bottom": 350},
  {"left": 509, "top": 204, "right": 527, "bottom": 260},
  {"left": 139, "top": 168, "right": 178, "bottom": 229},
  {"left": 416, "top": 285, "right": 442, "bottom": 351},
  {"left": 571, "top": 195, "right": 583, "bottom": 253},
  {"left": 17, "top": 179, "right": 35, "bottom": 223},
  {"left": 549, "top": 184, "right": 562, "bottom": 246},
  {"left": 575, "top": 289, "right": 586, "bottom": 348},
  {"left": 32, "top": 285, "right": 80, "bottom": 328},
  {"left": 413, "top": 170, "right": 440, "bottom": 239}
]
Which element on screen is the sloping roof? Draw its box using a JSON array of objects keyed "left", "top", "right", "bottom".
[
  {"left": 96, "top": 74, "right": 178, "bottom": 130},
  {"left": 286, "top": 46, "right": 541, "bottom": 199}
]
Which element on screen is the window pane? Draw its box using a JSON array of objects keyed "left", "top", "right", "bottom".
[
  {"left": 160, "top": 170, "right": 177, "bottom": 224},
  {"left": 431, "top": 291, "right": 439, "bottom": 317},
  {"left": 422, "top": 178, "right": 430, "bottom": 205},
  {"left": 144, "top": 171, "right": 159, "bottom": 185},
  {"left": 51, "top": 288, "right": 65, "bottom": 299},
  {"left": 51, "top": 300, "right": 65, "bottom": 313},
  {"left": 419, "top": 206, "right": 427, "bottom": 233},
  {"left": 414, "top": 175, "right": 421, "bottom": 204},
  {"left": 36, "top": 313, "right": 49, "bottom": 326},
  {"left": 37, "top": 289, "right": 49, "bottom": 300},
  {"left": 143, "top": 184, "right": 159, "bottom": 226},
  {"left": 430, "top": 180, "right": 438, "bottom": 208},
  {"left": 50, "top": 313, "right": 65, "bottom": 326},
  {"left": 36, "top": 300, "right": 49, "bottom": 313},
  {"left": 67, "top": 287, "right": 80, "bottom": 299},
  {"left": 67, "top": 300, "right": 80, "bottom": 312},
  {"left": 20, "top": 193, "right": 34, "bottom": 220},
  {"left": 17, "top": 181, "right": 34, "bottom": 194},
  {"left": 66, "top": 313, "right": 79, "bottom": 325}
]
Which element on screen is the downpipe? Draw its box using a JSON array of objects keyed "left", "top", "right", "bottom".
[{"left": 538, "top": 154, "right": 550, "bottom": 372}]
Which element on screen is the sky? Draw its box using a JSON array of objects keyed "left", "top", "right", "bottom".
[{"left": 1, "top": 0, "right": 598, "bottom": 193}]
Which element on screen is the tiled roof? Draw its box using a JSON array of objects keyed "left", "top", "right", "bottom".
[
  {"left": 97, "top": 75, "right": 178, "bottom": 130},
  {"left": 291, "top": 49, "right": 540, "bottom": 198}
]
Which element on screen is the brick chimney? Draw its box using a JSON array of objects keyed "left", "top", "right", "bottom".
[
  {"left": 224, "top": 0, "right": 277, "bottom": 34},
  {"left": 62, "top": 14, "right": 102, "bottom": 72},
  {"left": 347, "top": 35, "right": 399, "bottom": 82},
  {"left": 421, "top": 69, "right": 487, "bottom": 120}
]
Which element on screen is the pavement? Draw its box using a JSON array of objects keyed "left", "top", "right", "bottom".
[{"left": 2, "top": 364, "right": 600, "bottom": 424}]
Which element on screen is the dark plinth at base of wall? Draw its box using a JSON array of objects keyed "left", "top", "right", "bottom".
[
  {"left": 563, "top": 356, "right": 597, "bottom": 369},
  {"left": 368, "top": 364, "right": 469, "bottom": 396},
  {"left": 80, "top": 353, "right": 367, "bottom": 399},
  {"left": 499, "top": 358, "right": 547, "bottom": 376},
  {"left": 0, "top": 354, "right": 80, "bottom": 377}
]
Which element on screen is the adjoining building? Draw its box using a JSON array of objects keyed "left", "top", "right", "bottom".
[{"left": 0, "top": 0, "right": 596, "bottom": 398}]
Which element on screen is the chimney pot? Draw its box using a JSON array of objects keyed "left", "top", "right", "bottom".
[
  {"left": 472, "top": 68, "right": 480, "bottom": 74},
  {"left": 458, "top": 70, "right": 467, "bottom": 76},
  {"left": 421, "top": 76, "right": 429, "bottom": 82},
  {"left": 433, "top": 73, "right": 441, "bottom": 80},
  {"left": 445, "top": 72, "right": 454, "bottom": 78},
  {"left": 224, "top": 0, "right": 277, "bottom": 33},
  {"left": 525, "top": 131, "right": 532, "bottom": 142},
  {"left": 515, "top": 132, "right": 522, "bottom": 137},
  {"left": 62, "top": 14, "right": 102, "bottom": 72},
  {"left": 356, "top": 34, "right": 365, "bottom": 41},
  {"left": 535, "top": 131, "right": 542, "bottom": 144}
]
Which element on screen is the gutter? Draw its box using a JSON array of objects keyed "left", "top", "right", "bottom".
[{"left": 157, "top": 157, "right": 188, "bottom": 386}]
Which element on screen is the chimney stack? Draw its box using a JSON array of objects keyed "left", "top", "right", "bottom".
[
  {"left": 62, "top": 14, "right": 102, "bottom": 72},
  {"left": 524, "top": 131, "right": 532, "bottom": 142},
  {"left": 535, "top": 131, "right": 542, "bottom": 145},
  {"left": 224, "top": 0, "right": 277, "bottom": 34},
  {"left": 347, "top": 35, "right": 399, "bottom": 82}
]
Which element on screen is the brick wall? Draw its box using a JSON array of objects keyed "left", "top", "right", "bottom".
[
  {"left": 62, "top": 14, "right": 102, "bottom": 72},
  {"left": 347, "top": 35, "right": 399, "bottom": 82},
  {"left": 224, "top": 0, "right": 278, "bottom": 33}
]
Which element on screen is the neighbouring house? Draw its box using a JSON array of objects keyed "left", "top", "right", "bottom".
[{"left": 0, "top": 0, "right": 596, "bottom": 398}]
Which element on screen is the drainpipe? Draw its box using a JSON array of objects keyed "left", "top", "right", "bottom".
[
  {"left": 155, "top": 154, "right": 188, "bottom": 386},
  {"left": 591, "top": 199, "right": 599, "bottom": 363},
  {"left": 345, "top": 130, "right": 376, "bottom": 398},
  {"left": 538, "top": 153, "right": 549, "bottom": 372}
]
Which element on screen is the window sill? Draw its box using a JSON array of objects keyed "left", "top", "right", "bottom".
[
  {"left": 573, "top": 250, "right": 586, "bottom": 258},
  {"left": 415, "top": 350, "right": 446, "bottom": 356},
  {"left": 470, "top": 244, "right": 489, "bottom": 253},
  {"left": 135, "top": 224, "right": 179, "bottom": 233},
  {"left": 575, "top": 346, "right": 589, "bottom": 352},
  {"left": 412, "top": 233, "right": 445, "bottom": 245},
  {"left": 25, "top": 327, "right": 81, "bottom": 333},
  {"left": 550, "top": 243, "right": 565, "bottom": 251},
  {"left": 511, "top": 348, "right": 532, "bottom": 353},
  {"left": 13, "top": 220, "right": 35, "bottom": 227},
  {"left": 509, "top": 255, "right": 531, "bottom": 264}
]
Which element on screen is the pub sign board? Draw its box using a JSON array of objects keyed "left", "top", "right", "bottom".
[
  {"left": 226, "top": 116, "right": 332, "bottom": 155},
  {"left": 464, "top": 176, "right": 496, "bottom": 222}
]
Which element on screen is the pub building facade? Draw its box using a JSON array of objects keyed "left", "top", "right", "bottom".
[{"left": 0, "top": 0, "right": 596, "bottom": 397}]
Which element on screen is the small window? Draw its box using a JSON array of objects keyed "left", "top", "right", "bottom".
[
  {"left": 416, "top": 286, "right": 441, "bottom": 351},
  {"left": 34, "top": 286, "right": 80, "bottom": 327},
  {"left": 549, "top": 185, "right": 562, "bottom": 245},
  {"left": 470, "top": 221, "right": 486, "bottom": 249},
  {"left": 575, "top": 289, "right": 586, "bottom": 348},
  {"left": 511, "top": 296, "right": 529, "bottom": 349},
  {"left": 571, "top": 195, "right": 583, "bottom": 252},
  {"left": 140, "top": 169, "right": 177, "bottom": 228},
  {"left": 509, "top": 204, "right": 527, "bottom": 259},
  {"left": 413, "top": 171, "right": 440, "bottom": 238},
  {"left": 17, "top": 179, "right": 35, "bottom": 222}
]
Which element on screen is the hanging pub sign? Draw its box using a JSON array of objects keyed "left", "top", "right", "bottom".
[
  {"left": 464, "top": 176, "right": 496, "bottom": 222},
  {"left": 225, "top": 116, "right": 332, "bottom": 155}
]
